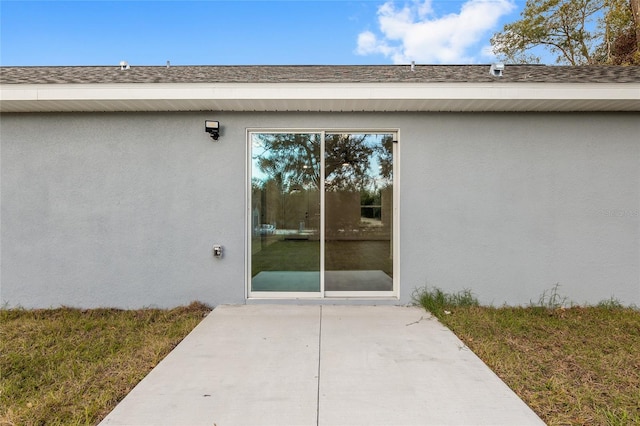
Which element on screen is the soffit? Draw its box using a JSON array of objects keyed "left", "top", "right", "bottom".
[{"left": 1, "top": 82, "right": 639, "bottom": 112}]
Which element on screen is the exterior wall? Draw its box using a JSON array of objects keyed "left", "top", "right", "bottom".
[
  {"left": 1, "top": 112, "right": 246, "bottom": 308},
  {"left": 1, "top": 111, "right": 638, "bottom": 308},
  {"left": 402, "top": 112, "right": 639, "bottom": 306}
]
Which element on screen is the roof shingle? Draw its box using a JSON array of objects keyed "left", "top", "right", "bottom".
[{"left": 2, "top": 64, "right": 640, "bottom": 85}]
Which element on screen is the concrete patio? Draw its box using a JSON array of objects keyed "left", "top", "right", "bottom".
[{"left": 100, "top": 305, "right": 545, "bottom": 426}]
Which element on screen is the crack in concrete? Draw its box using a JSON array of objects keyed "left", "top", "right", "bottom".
[{"left": 405, "top": 315, "right": 428, "bottom": 326}]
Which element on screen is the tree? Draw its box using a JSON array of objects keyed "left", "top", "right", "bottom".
[
  {"left": 252, "top": 133, "right": 393, "bottom": 193},
  {"left": 491, "top": 0, "right": 639, "bottom": 65},
  {"left": 252, "top": 133, "right": 321, "bottom": 193},
  {"left": 632, "top": 0, "right": 640, "bottom": 55},
  {"left": 324, "top": 134, "right": 375, "bottom": 192},
  {"left": 251, "top": 133, "right": 393, "bottom": 232},
  {"left": 602, "top": 0, "right": 640, "bottom": 64}
]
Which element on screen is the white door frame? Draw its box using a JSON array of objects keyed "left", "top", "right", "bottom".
[{"left": 246, "top": 128, "right": 399, "bottom": 299}]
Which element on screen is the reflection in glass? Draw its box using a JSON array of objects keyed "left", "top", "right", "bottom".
[
  {"left": 324, "top": 134, "right": 393, "bottom": 291},
  {"left": 250, "top": 133, "right": 321, "bottom": 292}
]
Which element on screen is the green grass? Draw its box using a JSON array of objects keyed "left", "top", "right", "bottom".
[
  {"left": 251, "top": 239, "right": 392, "bottom": 276},
  {"left": 412, "top": 286, "right": 479, "bottom": 316},
  {"left": 0, "top": 302, "right": 211, "bottom": 426},
  {"left": 252, "top": 239, "right": 320, "bottom": 276},
  {"left": 414, "top": 286, "right": 640, "bottom": 426}
]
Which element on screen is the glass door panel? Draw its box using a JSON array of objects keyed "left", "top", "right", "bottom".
[
  {"left": 250, "top": 133, "right": 321, "bottom": 293},
  {"left": 324, "top": 133, "right": 394, "bottom": 292}
]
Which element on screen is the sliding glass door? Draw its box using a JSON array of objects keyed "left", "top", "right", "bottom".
[
  {"left": 249, "top": 130, "right": 396, "bottom": 297},
  {"left": 324, "top": 133, "right": 394, "bottom": 294},
  {"left": 250, "top": 133, "right": 322, "bottom": 294}
]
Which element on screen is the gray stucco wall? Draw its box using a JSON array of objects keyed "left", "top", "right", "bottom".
[
  {"left": 1, "top": 111, "right": 638, "bottom": 308},
  {"left": 401, "top": 112, "right": 639, "bottom": 306}
]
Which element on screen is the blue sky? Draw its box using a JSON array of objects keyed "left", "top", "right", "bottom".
[{"left": 1, "top": 0, "right": 528, "bottom": 66}]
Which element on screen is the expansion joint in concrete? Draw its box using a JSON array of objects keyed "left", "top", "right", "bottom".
[{"left": 316, "top": 305, "right": 323, "bottom": 426}]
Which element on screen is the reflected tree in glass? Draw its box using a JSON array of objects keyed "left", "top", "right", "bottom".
[
  {"left": 324, "top": 134, "right": 394, "bottom": 289},
  {"left": 252, "top": 133, "right": 321, "bottom": 193},
  {"left": 251, "top": 133, "right": 322, "bottom": 292}
]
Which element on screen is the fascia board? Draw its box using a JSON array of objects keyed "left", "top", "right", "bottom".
[{"left": 1, "top": 82, "right": 639, "bottom": 112}]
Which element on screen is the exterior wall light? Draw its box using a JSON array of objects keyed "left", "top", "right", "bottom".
[{"left": 205, "top": 120, "right": 220, "bottom": 140}]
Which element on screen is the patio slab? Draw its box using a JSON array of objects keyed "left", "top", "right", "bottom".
[{"left": 100, "top": 305, "right": 545, "bottom": 426}]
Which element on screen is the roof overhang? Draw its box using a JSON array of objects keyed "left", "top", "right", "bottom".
[{"left": 1, "top": 82, "right": 639, "bottom": 112}]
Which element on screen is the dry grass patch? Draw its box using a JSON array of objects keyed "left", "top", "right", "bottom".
[
  {"left": 415, "top": 287, "right": 640, "bottom": 425},
  {"left": 0, "top": 302, "right": 211, "bottom": 426},
  {"left": 443, "top": 306, "right": 640, "bottom": 425}
]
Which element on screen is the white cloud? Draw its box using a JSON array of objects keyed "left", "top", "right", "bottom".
[
  {"left": 356, "top": 31, "right": 403, "bottom": 62},
  {"left": 357, "top": 0, "right": 515, "bottom": 64}
]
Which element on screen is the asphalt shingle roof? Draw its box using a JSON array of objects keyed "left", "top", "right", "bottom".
[{"left": 2, "top": 64, "right": 640, "bottom": 84}]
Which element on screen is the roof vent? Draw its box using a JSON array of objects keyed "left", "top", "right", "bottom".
[
  {"left": 490, "top": 62, "right": 504, "bottom": 77},
  {"left": 411, "top": 61, "right": 415, "bottom": 72},
  {"left": 166, "top": 60, "right": 171, "bottom": 68},
  {"left": 119, "top": 61, "right": 130, "bottom": 71}
]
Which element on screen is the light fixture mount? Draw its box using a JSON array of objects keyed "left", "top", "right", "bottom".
[{"left": 205, "top": 120, "right": 220, "bottom": 140}]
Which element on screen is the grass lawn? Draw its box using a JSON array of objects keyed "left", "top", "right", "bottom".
[
  {"left": 415, "top": 288, "right": 640, "bottom": 426},
  {"left": 251, "top": 239, "right": 392, "bottom": 277},
  {"left": 2, "top": 297, "right": 639, "bottom": 425},
  {"left": 0, "top": 302, "right": 210, "bottom": 426}
]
